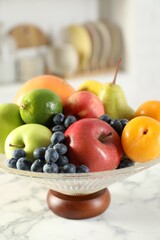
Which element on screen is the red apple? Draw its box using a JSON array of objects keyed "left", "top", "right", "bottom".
[
  {"left": 65, "top": 118, "right": 123, "bottom": 172},
  {"left": 63, "top": 91, "right": 105, "bottom": 119}
]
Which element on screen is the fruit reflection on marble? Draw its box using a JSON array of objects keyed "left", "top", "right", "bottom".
[{"left": 0, "top": 72, "right": 159, "bottom": 174}]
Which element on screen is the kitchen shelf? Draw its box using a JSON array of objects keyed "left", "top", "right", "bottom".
[{"left": 0, "top": 0, "right": 130, "bottom": 85}]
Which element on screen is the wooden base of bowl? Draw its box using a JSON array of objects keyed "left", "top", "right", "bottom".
[{"left": 47, "top": 188, "right": 111, "bottom": 219}]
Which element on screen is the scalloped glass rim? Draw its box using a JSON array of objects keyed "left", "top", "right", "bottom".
[{"left": 0, "top": 154, "right": 160, "bottom": 195}]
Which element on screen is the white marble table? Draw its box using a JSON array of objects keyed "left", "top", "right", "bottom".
[{"left": 0, "top": 163, "right": 160, "bottom": 240}]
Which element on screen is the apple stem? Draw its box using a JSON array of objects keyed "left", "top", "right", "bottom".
[
  {"left": 111, "top": 58, "right": 122, "bottom": 85},
  {"left": 9, "top": 143, "right": 25, "bottom": 148},
  {"left": 20, "top": 104, "right": 27, "bottom": 110},
  {"left": 99, "top": 132, "right": 112, "bottom": 143}
]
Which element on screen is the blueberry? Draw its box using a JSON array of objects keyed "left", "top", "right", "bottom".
[
  {"left": 76, "top": 165, "right": 90, "bottom": 173},
  {"left": 110, "top": 119, "right": 123, "bottom": 136},
  {"left": 30, "top": 159, "right": 45, "bottom": 172},
  {"left": 45, "top": 148, "right": 59, "bottom": 162},
  {"left": 43, "top": 162, "right": 59, "bottom": 173},
  {"left": 120, "top": 118, "right": 129, "bottom": 129},
  {"left": 117, "top": 158, "right": 134, "bottom": 169},
  {"left": 52, "top": 125, "right": 66, "bottom": 133},
  {"left": 64, "top": 115, "right": 76, "bottom": 128},
  {"left": 99, "top": 114, "right": 112, "bottom": 124},
  {"left": 7, "top": 158, "right": 17, "bottom": 169},
  {"left": 33, "top": 147, "right": 47, "bottom": 159},
  {"left": 48, "top": 143, "right": 54, "bottom": 149},
  {"left": 53, "top": 143, "right": 68, "bottom": 155},
  {"left": 61, "top": 163, "right": 76, "bottom": 173},
  {"left": 57, "top": 155, "right": 69, "bottom": 167},
  {"left": 12, "top": 149, "right": 26, "bottom": 160},
  {"left": 16, "top": 157, "right": 31, "bottom": 171},
  {"left": 53, "top": 113, "right": 65, "bottom": 125},
  {"left": 51, "top": 131, "right": 65, "bottom": 145}
]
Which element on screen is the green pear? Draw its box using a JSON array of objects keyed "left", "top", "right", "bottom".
[
  {"left": 98, "top": 59, "right": 135, "bottom": 120},
  {"left": 5, "top": 123, "right": 52, "bottom": 161},
  {"left": 0, "top": 103, "right": 24, "bottom": 153}
]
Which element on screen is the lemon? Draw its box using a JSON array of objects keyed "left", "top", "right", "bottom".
[{"left": 19, "top": 89, "right": 62, "bottom": 125}]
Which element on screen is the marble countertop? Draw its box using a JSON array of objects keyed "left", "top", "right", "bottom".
[{"left": 0, "top": 163, "right": 160, "bottom": 240}]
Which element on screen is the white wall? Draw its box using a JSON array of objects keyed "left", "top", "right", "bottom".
[
  {"left": 132, "top": 0, "right": 160, "bottom": 104},
  {"left": 0, "top": 0, "right": 99, "bottom": 41},
  {"left": 100, "top": 0, "right": 134, "bottom": 73},
  {"left": 100, "top": 0, "right": 160, "bottom": 106}
]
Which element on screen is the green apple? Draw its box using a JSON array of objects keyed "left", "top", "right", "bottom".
[
  {"left": 0, "top": 103, "right": 24, "bottom": 153},
  {"left": 5, "top": 123, "right": 52, "bottom": 161}
]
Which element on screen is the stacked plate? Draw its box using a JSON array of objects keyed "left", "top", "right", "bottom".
[{"left": 49, "top": 18, "right": 123, "bottom": 77}]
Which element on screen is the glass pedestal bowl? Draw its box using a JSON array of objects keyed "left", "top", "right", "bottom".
[{"left": 0, "top": 153, "right": 160, "bottom": 219}]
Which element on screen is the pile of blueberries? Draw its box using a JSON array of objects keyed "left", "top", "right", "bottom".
[
  {"left": 99, "top": 114, "right": 134, "bottom": 169},
  {"left": 99, "top": 114, "right": 129, "bottom": 137},
  {"left": 7, "top": 113, "right": 90, "bottom": 174},
  {"left": 7, "top": 113, "right": 134, "bottom": 173}
]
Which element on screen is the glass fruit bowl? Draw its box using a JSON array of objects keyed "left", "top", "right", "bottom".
[
  {"left": 1, "top": 153, "right": 160, "bottom": 219},
  {"left": 0, "top": 154, "right": 160, "bottom": 195}
]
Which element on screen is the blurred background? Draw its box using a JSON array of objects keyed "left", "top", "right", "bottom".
[{"left": 0, "top": 0, "right": 160, "bottom": 106}]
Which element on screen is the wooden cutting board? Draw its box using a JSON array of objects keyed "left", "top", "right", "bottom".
[{"left": 9, "top": 24, "right": 50, "bottom": 48}]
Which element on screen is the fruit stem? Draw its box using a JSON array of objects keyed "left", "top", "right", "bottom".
[
  {"left": 99, "top": 132, "right": 112, "bottom": 143},
  {"left": 111, "top": 58, "right": 122, "bottom": 85},
  {"left": 9, "top": 143, "right": 25, "bottom": 148},
  {"left": 20, "top": 103, "right": 27, "bottom": 110}
]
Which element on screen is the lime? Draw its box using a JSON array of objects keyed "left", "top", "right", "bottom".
[{"left": 19, "top": 89, "right": 63, "bottom": 125}]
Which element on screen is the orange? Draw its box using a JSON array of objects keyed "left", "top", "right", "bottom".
[
  {"left": 135, "top": 100, "right": 160, "bottom": 122},
  {"left": 121, "top": 116, "right": 160, "bottom": 163},
  {"left": 14, "top": 75, "right": 75, "bottom": 106}
]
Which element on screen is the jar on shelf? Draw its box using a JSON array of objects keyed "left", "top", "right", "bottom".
[{"left": 16, "top": 46, "right": 46, "bottom": 82}]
